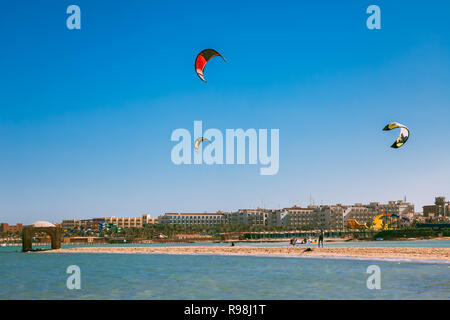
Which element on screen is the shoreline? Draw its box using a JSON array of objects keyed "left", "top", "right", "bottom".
[
  {"left": 46, "top": 246, "right": 450, "bottom": 263},
  {"left": 3, "top": 237, "right": 450, "bottom": 246}
]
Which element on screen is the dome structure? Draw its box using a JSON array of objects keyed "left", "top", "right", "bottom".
[{"left": 31, "top": 221, "right": 55, "bottom": 228}]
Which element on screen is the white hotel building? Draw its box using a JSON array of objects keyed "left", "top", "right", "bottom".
[{"left": 158, "top": 213, "right": 225, "bottom": 226}]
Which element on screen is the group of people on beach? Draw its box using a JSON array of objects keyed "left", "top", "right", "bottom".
[{"left": 290, "top": 230, "right": 324, "bottom": 248}]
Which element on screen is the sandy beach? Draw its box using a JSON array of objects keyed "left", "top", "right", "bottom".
[{"left": 47, "top": 246, "right": 450, "bottom": 262}]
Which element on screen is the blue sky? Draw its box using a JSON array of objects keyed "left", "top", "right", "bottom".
[{"left": 0, "top": 1, "right": 449, "bottom": 224}]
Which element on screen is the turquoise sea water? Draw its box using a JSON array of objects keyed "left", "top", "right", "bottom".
[{"left": 1, "top": 241, "right": 449, "bottom": 299}]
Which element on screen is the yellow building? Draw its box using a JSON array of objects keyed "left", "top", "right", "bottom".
[
  {"left": 61, "top": 219, "right": 81, "bottom": 230},
  {"left": 101, "top": 214, "right": 157, "bottom": 229}
]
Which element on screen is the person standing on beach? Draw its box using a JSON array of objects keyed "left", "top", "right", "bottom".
[{"left": 318, "top": 230, "right": 324, "bottom": 248}]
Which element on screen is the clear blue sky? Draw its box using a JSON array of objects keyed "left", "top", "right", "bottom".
[{"left": 0, "top": 1, "right": 449, "bottom": 224}]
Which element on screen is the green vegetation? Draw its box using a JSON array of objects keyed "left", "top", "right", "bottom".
[
  {"left": 60, "top": 223, "right": 305, "bottom": 240},
  {"left": 6, "top": 223, "right": 447, "bottom": 242},
  {"left": 374, "top": 228, "right": 436, "bottom": 239},
  {"left": 118, "top": 224, "right": 299, "bottom": 239},
  {"left": 442, "top": 228, "right": 450, "bottom": 237},
  {"left": 0, "top": 231, "right": 21, "bottom": 238}
]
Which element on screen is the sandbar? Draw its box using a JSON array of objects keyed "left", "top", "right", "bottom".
[{"left": 47, "top": 246, "right": 450, "bottom": 262}]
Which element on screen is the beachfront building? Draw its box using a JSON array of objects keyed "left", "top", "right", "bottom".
[
  {"left": 0, "top": 223, "right": 24, "bottom": 233},
  {"left": 61, "top": 215, "right": 157, "bottom": 230},
  {"left": 278, "top": 200, "right": 415, "bottom": 231},
  {"left": 158, "top": 213, "right": 225, "bottom": 226},
  {"left": 62, "top": 219, "right": 100, "bottom": 230},
  {"left": 241, "top": 209, "right": 267, "bottom": 226},
  {"left": 102, "top": 214, "right": 157, "bottom": 228},
  {"left": 223, "top": 211, "right": 245, "bottom": 225},
  {"left": 225, "top": 207, "right": 334, "bottom": 229},
  {"left": 319, "top": 206, "right": 346, "bottom": 230},
  {"left": 223, "top": 209, "right": 269, "bottom": 226},
  {"left": 367, "top": 200, "right": 415, "bottom": 216},
  {"left": 423, "top": 197, "right": 450, "bottom": 219},
  {"left": 56, "top": 200, "right": 416, "bottom": 231},
  {"left": 61, "top": 219, "right": 81, "bottom": 230},
  {"left": 343, "top": 200, "right": 414, "bottom": 228},
  {"left": 278, "top": 205, "right": 346, "bottom": 230},
  {"left": 80, "top": 219, "right": 99, "bottom": 230},
  {"left": 283, "top": 206, "right": 316, "bottom": 229},
  {"left": 282, "top": 205, "right": 345, "bottom": 231},
  {"left": 269, "top": 209, "right": 288, "bottom": 226},
  {"left": 344, "top": 206, "right": 379, "bottom": 227}
]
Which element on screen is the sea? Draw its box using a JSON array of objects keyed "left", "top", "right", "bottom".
[{"left": 0, "top": 240, "right": 449, "bottom": 299}]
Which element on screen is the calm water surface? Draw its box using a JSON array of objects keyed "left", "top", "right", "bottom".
[{"left": 0, "top": 242, "right": 449, "bottom": 299}]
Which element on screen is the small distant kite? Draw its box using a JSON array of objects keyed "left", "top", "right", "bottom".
[
  {"left": 383, "top": 122, "right": 410, "bottom": 149},
  {"left": 194, "top": 137, "right": 211, "bottom": 152},
  {"left": 195, "top": 49, "right": 225, "bottom": 82}
]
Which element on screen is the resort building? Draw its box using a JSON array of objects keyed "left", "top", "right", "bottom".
[
  {"left": 283, "top": 206, "right": 316, "bottom": 229},
  {"left": 367, "top": 200, "right": 415, "bottom": 216},
  {"left": 158, "top": 213, "right": 225, "bottom": 226},
  {"left": 101, "top": 214, "right": 157, "bottom": 228},
  {"left": 268, "top": 209, "right": 288, "bottom": 226},
  {"left": 223, "top": 209, "right": 269, "bottom": 226},
  {"left": 341, "top": 200, "right": 414, "bottom": 228},
  {"left": 223, "top": 211, "right": 244, "bottom": 225},
  {"left": 281, "top": 206, "right": 345, "bottom": 231},
  {"left": 344, "top": 206, "right": 379, "bottom": 227},
  {"left": 0, "top": 223, "right": 23, "bottom": 233},
  {"left": 423, "top": 196, "right": 450, "bottom": 218},
  {"left": 62, "top": 219, "right": 102, "bottom": 230},
  {"left": 56, "top": 199, "right": 417, "bottom": 231},
  {"left": 61, "top": 215, "right": 157, "bottom": 230},
  {"left": 278, "top": 200, "right": 415, "bottom": 231},
  {"left": 319, "top": 206, "right": 347, "bottom": 230},
  {"left": 61, "top": 219, "right": 81, "bottom": 230},
  {"left": 80, "top": 219, "right": 99, "bottom": 230}
]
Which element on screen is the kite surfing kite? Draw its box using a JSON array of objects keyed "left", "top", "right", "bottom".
[
  {"left": 383, "top": 122, "right": 410, "bottom": 149},
  {"left": 195, "top": 49, "right": 225, "bottom": 82},
  {"left": 194, "top": 137, "right": 210, "bottom": 152}
]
